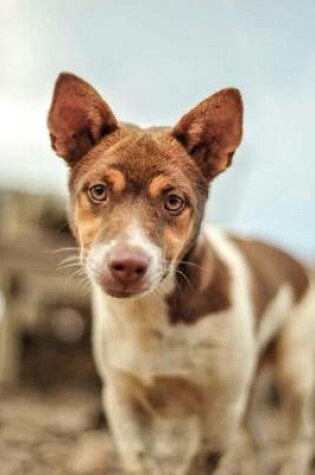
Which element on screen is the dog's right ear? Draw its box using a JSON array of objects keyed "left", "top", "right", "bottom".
[{"left": 47, "top": 73, "right": 118, "bottom": 165}]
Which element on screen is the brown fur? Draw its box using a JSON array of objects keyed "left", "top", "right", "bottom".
[
  {"left": 67, "top": 131, "right": 209, "bottom": 266},
  {"left": 148, "top": 174, "right": 171, "bottom": 199},
  {"left": 47, "top": 73, "right": 241, "bottom": 274},
  {"left": 172, "top": 88, "right": 243, "bottom": 180},
  {"left": 74, "top": 197, "right": 102, "bottom": 247},
  {"left": 167, "top": 238, "right": 231, "bottom": 324},
  {"left": 47, "top": 73, "right": 315, "bottom": 475},
  {"left": 231, "top": 236, "right": 309, "bottom": 323},
  {"left": 48, "top": 73, "right": 118, "bottom": 163},
  {"left": 105, "top": 168, "right": 126, "bottom": 192},
  {"left": 145, "top": 376, "right": 204, "bottom": 417}
]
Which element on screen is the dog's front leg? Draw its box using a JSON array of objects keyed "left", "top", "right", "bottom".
[
  {"left": 103, "top": 383, "right": 160, "bottom": 475},
  {"left": 187, "top": 396, "right": 246, "bottom": 475}
]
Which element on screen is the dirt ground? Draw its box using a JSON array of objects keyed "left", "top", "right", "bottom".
[
  {"left": 1, "top": 333, "right": 315, "bottom": 475},
  {"left": 2, "top": 384, "right": 315, "bottom": 475},
  {"left": 0, "top": 325, "right": 122, "bottom": 475},
  {"left": 0, "top": 385, "right": 121, "bottom": 475}
]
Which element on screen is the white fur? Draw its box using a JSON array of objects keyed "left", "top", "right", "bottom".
[
  {"left": 91, "top": 226, "right": 315, "bottom": 474},
  {"left": 257, "top": 284, "right": 293, "bottom": 352},
  {"left": 91, "top": 227, "right": 259, "bottom": 473}
]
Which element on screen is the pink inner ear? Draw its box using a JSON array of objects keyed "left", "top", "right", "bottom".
[
  {"left": 51, "top": 107, "right": 87, "bottom": 137},
  {"left": 50, "top": 104, "right": 98, "bottom": 162}
]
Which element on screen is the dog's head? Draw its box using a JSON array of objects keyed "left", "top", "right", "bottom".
[{"left": 48, "top": 73, "right": 243, "bottom": 298}]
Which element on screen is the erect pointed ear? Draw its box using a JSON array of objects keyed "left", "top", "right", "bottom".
[
  {"left": 47, "top": 72, "right": 118, "bottom": 164},
  {"left": 172, "top": 88, "right": 243, "bottom": 181}
]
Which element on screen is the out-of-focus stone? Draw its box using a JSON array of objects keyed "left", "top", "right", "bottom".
[{"left": 67, "top": 430, "right": 119, "bottom": 474}]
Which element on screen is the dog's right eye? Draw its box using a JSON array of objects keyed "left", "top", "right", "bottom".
[{"left": 88, "top": 183, "right": 108, "bottom": 203}]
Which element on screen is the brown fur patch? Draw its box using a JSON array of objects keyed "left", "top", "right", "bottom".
[
  {"left": 104, "top": 168, "right": 126, "bottom": 192},
  {"left": 146, "top": 376, "right": 204, "bottom": 417},
  {"left": 74, "top": 198, "right": 102, "bottom": 247},
  {"left": 167, "top": 238, "right": 231, "bottom": 325},
  {"left": 148, "top": 174, "right": 170, "bottom": 198},
  {"left": 230, "top": 236, "right": 309, "bottom": 323},
  {"left": 162, "top": 210, "right": 194, "bottom": 263}
]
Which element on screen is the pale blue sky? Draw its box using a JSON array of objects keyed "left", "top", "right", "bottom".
[{"left": 0, "top": 0, "right": 314, "bottom": 258}]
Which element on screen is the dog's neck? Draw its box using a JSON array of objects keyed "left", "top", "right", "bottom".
[
  {"left": 97, "top": 230, "right": 231, "bottom": 326},
  {"left": 167, "top": 232, "right": 231, "bottom": 324}
]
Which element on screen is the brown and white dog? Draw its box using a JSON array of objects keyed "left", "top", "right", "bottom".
[{"left": 48, "top": 73, "right": 315, "bottom": 474}]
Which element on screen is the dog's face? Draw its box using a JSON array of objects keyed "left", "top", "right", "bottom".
[{"left": 48, "top": 73, "right": 243, "bottom": 298}]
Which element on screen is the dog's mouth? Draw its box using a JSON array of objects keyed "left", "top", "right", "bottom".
[
  {"left": 97, "top": 269, "right": 170, "bottom": 299},
  {"left": 99, "top": 285, "right": 149, "bottom": 299},
  {"left": 98, "top": 278, "right": 152, "bottom": 299}
]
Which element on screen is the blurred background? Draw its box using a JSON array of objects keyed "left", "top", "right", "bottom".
[{"left": 0, "top": 1, "right": 315, "bottom": 474}]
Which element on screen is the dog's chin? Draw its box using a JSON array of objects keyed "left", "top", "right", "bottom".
[
  {"left": 101, "top": 286, "right": 150, "bottom": 299},
  {"left": 97, "top": 279, "right": 157, "bottom": 300},
  {"left": 92, "top": 269, "right": 172, "bottom": 300}
]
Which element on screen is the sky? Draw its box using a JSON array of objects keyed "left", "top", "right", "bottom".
[{"left": 0, "top": 0, "right": 314, "bottom": 259}]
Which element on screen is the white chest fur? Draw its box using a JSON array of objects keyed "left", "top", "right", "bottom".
[{"left": 91, "top": 228, "right": 256, "bottom": 406}]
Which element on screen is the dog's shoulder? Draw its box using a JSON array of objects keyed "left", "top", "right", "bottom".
[{"left": 227, "top": 232, "right": 310, "bottom": 323}]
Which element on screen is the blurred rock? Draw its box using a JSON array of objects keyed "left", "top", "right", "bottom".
[{"left": 67, "top": 431, "right": 119, "bottom": 475}]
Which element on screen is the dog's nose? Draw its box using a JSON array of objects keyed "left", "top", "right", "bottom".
[{"left": 108, "top": 247, "right": 149, "bottom": 285}]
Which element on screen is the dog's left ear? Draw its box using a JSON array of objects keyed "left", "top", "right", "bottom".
[{"left": 172, "top": 88, "right": 243, "bottom": 181}]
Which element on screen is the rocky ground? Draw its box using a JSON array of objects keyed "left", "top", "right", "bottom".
[
  {"left": 2, "top": 382, "right": 315, "bottom": 475},
  {"left": 1, "top": 333, "right": 315, "bottom": 475},
  {"left": 0, "top": 385, "right": 120, "bottom": 475}
]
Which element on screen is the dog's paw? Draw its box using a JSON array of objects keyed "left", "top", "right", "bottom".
[
  {"left": 187, "top": 451, "right": 223, "bottom": 475},
  {"left": 126, "top": 452, "right": 161, "bottom": 475},
  {"left": 276, "top": 442, "right": 312, "bottom": 475}
]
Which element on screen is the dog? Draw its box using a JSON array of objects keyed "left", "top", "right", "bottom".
[{"left": 47, "top": 73, "right": 315, "bottom": 474}]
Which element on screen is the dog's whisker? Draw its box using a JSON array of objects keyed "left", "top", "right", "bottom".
[
  {"left": 58, "top": 257, "right": 81, "bottom": 267},
  {"left": 57, "top": 263, "right": 83, "bottom": 272},
  {"left": 175, "top": 268, "right": 195, "bottom": 292},
  {"left": 179, "top": 260, "right": 209, "bottom": 272},
  {"left": 58, "top": 254, "right": 84, "bottom": 264},
  {"left": 45, "top": 247, "right": 81, "bottom": 255}
]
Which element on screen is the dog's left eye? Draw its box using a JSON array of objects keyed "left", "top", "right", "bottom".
[
  {"left": 164, "top": 194, "right": 185, "bottom": 214},
  {"left": 88, "top": 183, "right": 108, "bottom": 202}
]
